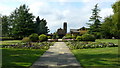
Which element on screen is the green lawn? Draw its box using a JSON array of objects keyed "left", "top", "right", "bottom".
[
  {"left": 96, "top": 39, "right": 119, "bottom": 45},
  {"left": 2, "top": 48, "right": 46, "bottom": 68},
  {"left": 1, "top": 40, "right": 21, "bottom": 45},
  {"left": 72, "top": 47, "right": 119, "bottom": 68}
]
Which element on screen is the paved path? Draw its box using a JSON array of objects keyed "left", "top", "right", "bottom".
[{"left": 30, "top": 42, "right": 82, "bottom": 68}]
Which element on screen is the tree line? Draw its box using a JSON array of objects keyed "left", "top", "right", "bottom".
[
  {"left": 87, "top": 1, "right": 120, "bottom": 39},
  {"left": 1, "top": 1, "right": 120, "bottom": 39},
  {"left": 1, "top": 4, "right": 49, "bottom": 39}
]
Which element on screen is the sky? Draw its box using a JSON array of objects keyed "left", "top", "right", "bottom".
[{"left": 0, "top": 0, "right": 117, "bottom": 33}]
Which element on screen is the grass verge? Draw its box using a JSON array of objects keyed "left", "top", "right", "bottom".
[
  {"left": 1, "top": 40, "right": 21, "bottom": 45},
  {"left": 95, "top": 39, "right": 119, "bottom": 45},
  {"left": 72, "top": 47, "right": 119, "bottom": 68},
  {"left": 2, "top": 48, "right": 46, "bottom": 68}
]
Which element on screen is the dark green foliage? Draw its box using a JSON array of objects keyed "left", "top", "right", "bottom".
[
  {"left": 29, "top": 33, "right": 39, "bottom": 42},
  {"left": 1, "top": 16, "right": 9, "bottom": 36},
  {"left": 101, "top": 1, "right": 120, "bottom": 39},
  {"left": 101, "top": 16, "right": 114, "bottom": 38},
  {"left": 9, "top": 4, "right": 35, "bottom": 39},
  {"left": 39, "top": 34, "right": 47, "bottom": 42},
  {"left": 52, "top": 33, "right": 59, "bottom": 39},
  {"left": 87, "top": 4, "right": 102, "bottom": 39},
  {"left": 22, "top": 37, "right": 30, "bottom": 42},
  {"left": 35, "top": 16, "right": 49, "bottom": 35},
  {"left": 82, "top": 34, "right": 95, "bottom": 41}
]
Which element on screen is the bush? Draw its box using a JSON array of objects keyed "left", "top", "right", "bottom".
[
  {"left": 76, "top": 36, "right": 82, "bottom": 41},
  {"left": 39, "top": 34, "right": 47, "bottom": 42},
  {"left": 63, "top": 34, "right": 72, "bottom": 39},
  {"left": 29, "top": 33, "right": 39, "bottom": 42},
  {"left": 22, "top": 37, "right": 31, "bottom": 42},
  {"left": 82, "top": 34, "right": 95, "bottom": 41},
  {"left": 47, "top": 36, "right": 51, "bottom": 39}
]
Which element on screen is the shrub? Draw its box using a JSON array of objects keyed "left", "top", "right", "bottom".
[
  {"left": 72, "top": 35, "right": 76, "bottom": 39},
  {"left": 63, "top": 34, "right": 72, "bottom": 39},
  {"left": 47, "top": 36, "right": 51, "bottom": 39},
  {"left": 76, "top": 36, "right": 82, "bottom": 41},
  {"left": 52, "top": 33, "right": 59, "bottom": 39},
  {"left": 82, "top": 34, "right": 95, "bottom": 41},
  {"left": 29, "top": 33, "right": 39, "bottom": 42},
  {"left": 22, "top": 37, "right": 31, "bottom": 42},
  {"left": 39, "top": 34, "right": 47, "bottom": 42}
]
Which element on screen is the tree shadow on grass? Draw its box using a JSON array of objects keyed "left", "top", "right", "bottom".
[
  {"left": 74, "top": 53, "right": 120, "bottom": 68},
  {"left": 2, "top": 48, "right": 46, "bottom": 68}
]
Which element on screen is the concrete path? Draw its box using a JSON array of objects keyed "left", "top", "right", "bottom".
[{"left": 30, "top": 42, "right": 82, "bottom": 68}]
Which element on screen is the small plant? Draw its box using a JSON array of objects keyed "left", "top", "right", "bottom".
[
  {"left": 47, "top": 36, "right": 51, "bottom": 39},
  {"left": 39, "top": 34, "right": 47, "bottom": 42},
  {"left": 76, "top": 36, "right": 82, "bottom": 41},
  {"left": 22, "top": 37, "right": 31, "bottom": 42},
  {"left": 29, "top": 33, "right": 39, "bottom": 42}
]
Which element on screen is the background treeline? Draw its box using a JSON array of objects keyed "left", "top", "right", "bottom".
[
  {"left": 87, "top": 1, "right": 120, "bottom": 39},
  {"left": 1, "top": 1, "right": 120, "bottom": 39},
  {"left": 1, "top": 4, "right": 49, "bottom": 39}
]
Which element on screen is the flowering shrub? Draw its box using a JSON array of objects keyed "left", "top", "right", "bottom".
[
  {"left": 2, "top": 42, "right": 54, "bottom": 49},
  {"left": 66, "top": 41, "right": 118, "bottom": 50}
]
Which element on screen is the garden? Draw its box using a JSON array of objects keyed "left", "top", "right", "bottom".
[{"left": 1, "top": 33, "right": 54, "bottom": 68}]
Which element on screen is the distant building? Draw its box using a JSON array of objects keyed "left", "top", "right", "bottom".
[
  {"left": 57, "top": 22, "right": 67, "bottom": 38},
  {"left": 70, "top": 27, "right": 88, "bottom": 36}
]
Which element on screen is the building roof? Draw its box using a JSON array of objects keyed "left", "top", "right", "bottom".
[{"left": 70, "top": 29, "right": 80, "bottom": 33}]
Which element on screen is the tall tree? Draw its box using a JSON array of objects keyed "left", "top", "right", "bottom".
[
  {"left": 101, "top": 16, "right": 114, "bottom": 38},
  {"left": 111, "top": 1, "right": 120, "bottom": 38},
  {"left": 87, "top": 4, "right": 102, "bottom": 39},
  {"left": 9, "top": 4, "right": 35, "bottom": 38},
  {"left": 35, "top": 16, "right": 49, "bottom": 35},
  {"left": 1, "top": 15, "right": 9, "bottom": 36}
]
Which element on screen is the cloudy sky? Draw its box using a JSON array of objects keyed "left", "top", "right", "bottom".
[{"left": 0, "top": 0, "right": 117, "bottom": 33}]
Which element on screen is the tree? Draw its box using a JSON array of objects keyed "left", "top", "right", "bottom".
[
  {"left": 87, "top": 4, "right": 102, "bottom": 39},
  {"left": 111, "top": 1, "right": 120, "bottom": 38},
  {"left": 35, "top": 16, "right": 49, "bottom": 35},
  {"left": 101, "top": 16, "right": 114, "bottom": 38},
  {"left": 9, "top": 4, "right": 35, "bottom": 39},
  {"left": 1, "top": 15, "right": 9, "bottom": 36}
]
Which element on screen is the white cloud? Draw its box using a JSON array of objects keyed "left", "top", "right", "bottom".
[
  {"left": 100, "top": 8, "right": 113, "bottom": 19},
  {"left": 0, "top": 0, "right": 116, "bottom": 33}
]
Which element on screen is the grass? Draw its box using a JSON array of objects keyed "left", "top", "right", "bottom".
[
  {"left": 2, "top": 48, "right": 46, "bottom": 68},
  {"left": 72, "top": 47, "right": 119, "bottom": 68},
  {"left": 1, "top": 40, "right": 21, "bottom": 45},
  {"left": 96, "top": 39, "right": 119, "bottom": 45}
]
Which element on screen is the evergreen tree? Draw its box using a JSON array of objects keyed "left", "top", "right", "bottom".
[
  {"left": 35, "top": 16, "right": 49, "bottom": 35},
  {"left": 9, "top": 4, "right": 35, "bottom": 38},
  {"left": 87, "top": 4, "right": 102, "bottom": 39},
  {"left": 1, "top": 15, "right": 9, "bottom": 36}
]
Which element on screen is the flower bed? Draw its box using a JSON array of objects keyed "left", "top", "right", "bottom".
[
  {"left": 2, "top": 42, "right": 54, "bottom": 50},
  {"left": 66, "top": 41, "right": 118, "bottom": 50}
]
